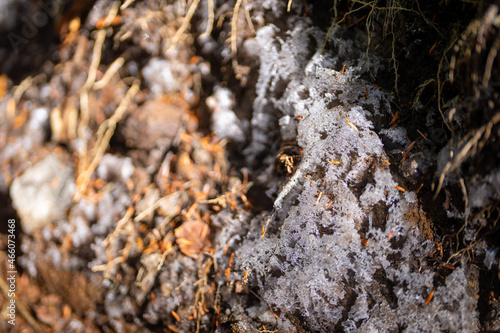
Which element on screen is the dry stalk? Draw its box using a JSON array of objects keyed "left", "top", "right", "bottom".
[
  {"left": 93, "top": 57, "right": 125, "bottom": 90},
  {"left": 230, "top": 0, "right": 243, "bottom": 56},
  {"left": 120, "top": 0, "right": 136, "bottom": 10},
  {"left": 134, "top": 193, "right": 178, "bottom": 223},
  {"left": 90, "top": 255, "right": 125, "bottom": 279},
  {"left": 435, "top": 111, "right": 500, "bottom": 197},
  {"left": 101, "top": 1, "right": 121, "bottom": 28},
  {"left": 82, "top": 29, "right": 106, "bottom": 91},
  {"left": 0, "top": 275, "right": 45, "bottom": 332},
  {"left": 75, "top": 80, "right": 140, "bottom": 200},
  {"left": 200, "top": 0, "right": 215, "bottom": 39},
  {"left": 6, "top": 76, "right": 33, "bottom": 119},
  {"left": 102, "top": 206, "right": 135, "bottom": 248},
  {"left": 242, "top": 0, "right": 255, "bottom": 34},
  {"left": 169, "top": 0, "right": 201, "bottom": 51},
  {"left": 77, "top": 28, "right": 106, "bottom": 181},
  {"left": 12, "top": 76, "right": 32, "bottom": 104}
]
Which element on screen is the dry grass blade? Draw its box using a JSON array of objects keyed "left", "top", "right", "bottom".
[
  {"left": 435, "top": 111, "right": 500, "bottom": 197},
  {"left": 169, "top": 0, "right": 201, "bottom": 51},
  {"left": 75, "top": 80, "right": 140, "bottom": 199}
]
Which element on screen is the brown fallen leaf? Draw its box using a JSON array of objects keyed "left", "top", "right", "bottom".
[{"left": 174, "top": 220, "right": 212, "bottom": 259}]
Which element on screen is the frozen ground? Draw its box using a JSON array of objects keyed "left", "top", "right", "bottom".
[{"left": 0, "top": 0, "right": 499, "bottom": 332}]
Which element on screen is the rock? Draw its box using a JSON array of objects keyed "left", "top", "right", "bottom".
[
  {"left": 120, "top": 97, "right": 184, "bottom": 151},
  {"left": 10, "top": 154, "right": 75, "bottom": 234}
]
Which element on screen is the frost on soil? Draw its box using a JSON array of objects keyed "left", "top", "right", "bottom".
[
  {"left": 1, "top": 0, "right": 497, "bottom": 332},
  {"left": 232, "top": 16, "right": 479, "bottom": 332}
]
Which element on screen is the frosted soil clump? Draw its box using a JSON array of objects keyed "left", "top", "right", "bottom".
[{"left": 234, "top": 17, "right": 479, "bottom": 332}]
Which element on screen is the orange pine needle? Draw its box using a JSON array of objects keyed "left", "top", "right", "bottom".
[
  {"left": 171, "top": 310, "right": 181, "bottom": 322},
  {"left": 401, "top": 141, "right": 416, "bottom": 162},
  {"left": 394, "top": 186, "right": 407, "bottom": 192},
  {"left": 203, "top": 261, "right": 213, "bottom": 275},
  {"left": 417, "top": 129, "right": 430, "bottom": 141},
  {"left": 425, "top": 290, "right": 435, "bottom": 304},
  {"left": 325, "top": 200, "right": 334, "bottom": 209},
  {"left": 261, "top": 216, "right": 272, "bottom": 238},
  {"left": 151, "top": 292, "right": 156, "bottom": 304},
  {"left": 167, "top": 325, "right": 179, "bottom": 333},
  {"left": 429, "top": 42, "right": 437, "bottom": 54},
  {"left": 345, "top": 114, "right": 359, "bottom": 132},
  {"left": 204, "top": 248, "right": 217, "bottom": 253},
  {"left": 269, "top": 306, "right": 279, "bottom": 319},
  {"left": 243, "top": 269, "right": 249, "bottom": 284}
]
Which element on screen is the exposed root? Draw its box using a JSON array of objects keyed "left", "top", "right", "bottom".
[
  {"left": 230, "top": 0, "right": 243, "bottom": 57},
  {"left": 169, "top": 0, "right": 201, "bottom": 51},
  {"left": 93, "top": 56, "right": 125, "bottom": 90},
  {"left": 324, "top": 1, "right": 441, "bottom": 93},
  {"left": 199, "top": 0, "right": 215, "bottom": 39}
]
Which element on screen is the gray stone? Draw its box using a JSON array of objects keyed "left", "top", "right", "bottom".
[{"left": 10, "top": 154, "right": 75, "bottom": 234}]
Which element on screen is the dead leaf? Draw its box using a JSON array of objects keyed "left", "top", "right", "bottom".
[{"left": 174, "top": 220, "right": 212, "bottom": 259}]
